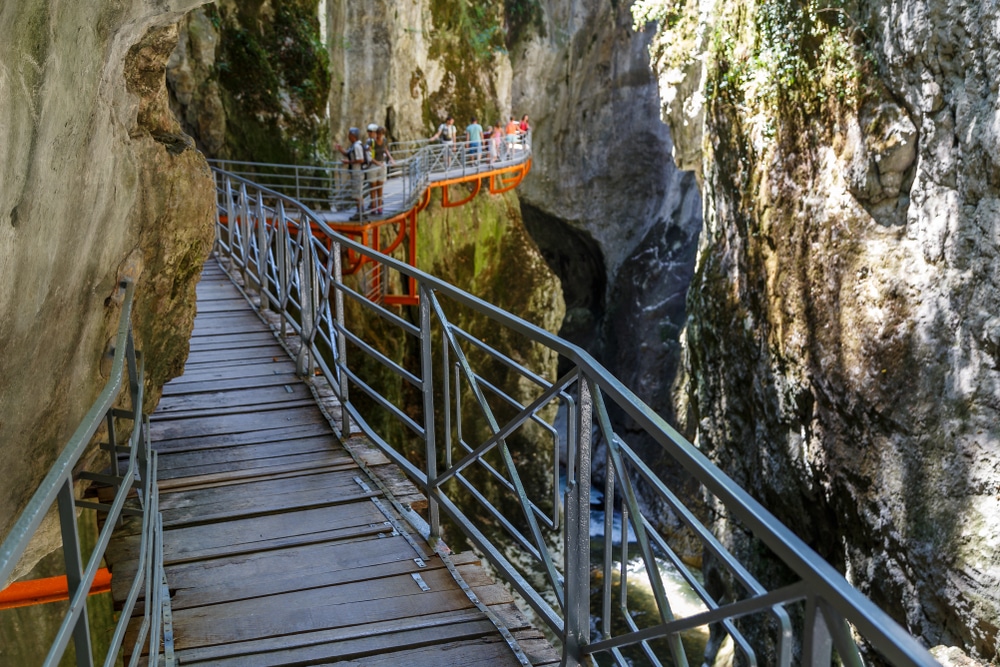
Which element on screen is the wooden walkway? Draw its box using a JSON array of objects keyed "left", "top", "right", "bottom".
[{"left": 106, "top": 260, "right": 557, "bottom": 666}]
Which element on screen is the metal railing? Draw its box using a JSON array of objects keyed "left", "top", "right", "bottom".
[
  {"left": 0, "top": 281, "right": 174, "bottom": 667},
  {"left": 210, "top": 168, "right": 938, "bottom": 667},
  {"left": 209, "top": 130, "right": 531, "bottom": 223}
]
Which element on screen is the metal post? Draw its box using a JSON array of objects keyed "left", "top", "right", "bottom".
[
  {"left": 58, "top": 480, "right": 94, "bottom": 667},
  {"left": 563, "top": 372, "right": 592, "bottom": 667},
  {"left": 803, "top": 595, "right": 833, "bottom": 667},
  {"left": 333, "top": 239, "right": 350, "bottom": 436},
  {"left": 296, "top": 225, "right": 314, "bottom": 378},
  {"left": 419, "top": 284, "right": 440, "bottom": 540},
  {"left": 276, "top": 201, "right": 288, "bottom": 336},
  {"left": 255, "top": 195, "right": 269, "bottom": 309}
]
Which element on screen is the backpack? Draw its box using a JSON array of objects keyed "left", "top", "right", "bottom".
[
  {"left": 362, "top": 139, "right": 374, "bottom": 167},
  {"left": 439, "top": 123, "right": 453, "bottom": 142},
  {"left": 350, "top": 140, "right": 370, "bottom": 169}
]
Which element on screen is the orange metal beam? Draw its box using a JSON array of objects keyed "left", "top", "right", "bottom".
[
  {"left": 440, "top": 177, "right": 482, "bottom": 208},
  {"left": 0, "top": 568, "right": 113, "bottom": 610},
  {"left": 223, "top": 158, "right": 531, "bottom": 303}
]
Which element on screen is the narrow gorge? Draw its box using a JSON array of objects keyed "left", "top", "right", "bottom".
[{"left": 1, "top": 0, "right": 998, "bottom": 664}]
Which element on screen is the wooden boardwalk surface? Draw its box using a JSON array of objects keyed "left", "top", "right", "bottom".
[{"left": 106, "top": 260, "right": 557, "bottom": 666}]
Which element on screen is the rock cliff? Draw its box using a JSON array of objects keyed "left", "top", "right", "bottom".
[
  {"left": 647, "top": 0, "right": 1000, "bottom": 659},
  {"left": 0, "top": 0, "right": 215, "bottom": 579}
]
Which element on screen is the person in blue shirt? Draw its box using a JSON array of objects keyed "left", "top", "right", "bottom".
[{"left": 465, "top": 117, "right": 484, "bottom": 166}]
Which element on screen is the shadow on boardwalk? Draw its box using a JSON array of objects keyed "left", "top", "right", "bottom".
[{"left": 105, "top": 259, "right": 558, "bottom": 667}]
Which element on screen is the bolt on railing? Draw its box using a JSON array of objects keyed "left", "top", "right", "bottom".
[
  {"left": 0, "top": 281, "right": 174, "bottom": 667},
  {"left": 209, "top": 168, "right": 938, "bottom": 667}
]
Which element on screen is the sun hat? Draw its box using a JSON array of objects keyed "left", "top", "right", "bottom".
[{"left": 367, "top": 123, "right": 378, "bottom": 132}]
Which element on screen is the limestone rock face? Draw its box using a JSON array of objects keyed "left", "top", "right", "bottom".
[
  {"left": 658, "top": 0, "right": 1000, "bottom": 658},
  {"left": 509, "top": 0, "right": 703, "bottom": 449},
  {"left": 168, "top": 0, "right": 330, "bottom": 162},
  {"left": 325, "top": 0, "right": 511, "bottom": 144},
  {"left": 0, "top": 0, "right": 214, "bottom": 577}
]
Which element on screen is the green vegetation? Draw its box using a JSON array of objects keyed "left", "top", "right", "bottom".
[
  {"left": 213, "top": 0, "right": 331, "bottom": 163},
  {"left": 505, "top": 0, "right": 544, "bottom": 48},
  {"left": 422, "top": 0, "right": 508, "bottom": 129},
  {"left": 707, "top": 0, "right": 874, "bottom": 135}
]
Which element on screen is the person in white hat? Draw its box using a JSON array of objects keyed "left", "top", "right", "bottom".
[{"left": 335, "top": 127, "right": 367, "bottom": 219}]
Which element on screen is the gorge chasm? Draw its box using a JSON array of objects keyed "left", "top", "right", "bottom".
[{"left": 2, "top": 0, "right": 998, "bottom": 663}]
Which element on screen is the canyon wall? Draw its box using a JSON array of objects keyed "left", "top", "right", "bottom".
[
  {"left": 648, "top": 0, "right": 1000, "bottom": 659},
  {"left": 0, "top": 0, "right": 215, "bottom": 579}
]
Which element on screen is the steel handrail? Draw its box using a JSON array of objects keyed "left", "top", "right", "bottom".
[
  {"left": 209, "top": 168, "right": 938, "bottom": 667},
  {"left": 0, "top": 281, "right": 174, "bottom": 667},
  {"left": 209, "top": 130, "right": 531, "bottom": 223}
]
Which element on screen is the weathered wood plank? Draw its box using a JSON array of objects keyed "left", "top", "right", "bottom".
[
  {"left": 158, "top": 467, "right": 364, "bottom": 510},
  {"left": 172, "top": 344, "right": 288, "bottom": 365},
  {"left": 187, "top": 337, "right": 282, "bottom": 355},
  {"left": 151, "top": 398, "right": 317, "bottom": 422},
  {"left": 157, "top": 459, "right": 357, "bottom": 493},
  {"left": 161, "top": 569, "right": 477, "bottom": 651},
  {"left": 182, "top": 619, "right": 504, "bottom": 667},
  {"left": 174, "top": 608, "right": 493, "bottom": 666},
  {"left": 167, "top": 538, "right": 432, "bottom": 610},
  {"left": 160, "top": 483, "right": 378, "bottom": 528},
  {"left": 156, "top": 382, "right": 312, "bottom": 414},
  {"left": 156, "top": 436, "right": 345, "bottom": 475},
  {"left": 160, "top": 371, "right": 304, "bottom": 397},
  {"left": 158, "top": 447, "right": 351, "bottom": 482},
  {"left": 322, "top": 636, "right": 528, "bottom": 667},
  {"left": 149, "top": 409, "right": 328, "bottom": 442},
  {"left": 163, "top": 360, "right": 295, "bottom": 394},
  {"left": 152, "top": 421, "right": 332, "bottom": 454}
]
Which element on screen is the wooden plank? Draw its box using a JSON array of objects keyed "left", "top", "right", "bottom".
[
  {"left": 111, "top": 500, "right": 385, "bottom": 553},
  {"left": 152, "top": 422, "right": 335, "bottom": 454},
  {"left": 182, "top": 619, "right": 503, "bottom": 667},
  {"left": 195, "top": 299, "right": 254, "bottom": 314},
  {"left": 156, "top": 459, "right": 357, "bottom": 493},
  {"left": 160, "top": 371, "right": 303, "bottom": 397},
  {"left": 189, "top": 321, "right": 272, "bottom": 337},
  {"left": 158, "top": 467, "right": 364, "bottom": 510},
  {"left": 162, "top": 569, "right": 477, "bottom": 651},
  {"left": 188, "top": 335, "right": 282, "bottom": 353},
  {"left": 157, "top": 445, "right": 351, "bottom": 480},
  {"left": 174, "top": 344, "right": 288, "bottom": 365},
  {"left": 149, "top": 409, "right": 328, "bottom": 442},
  {"left": 174, "top": 608, "right": 493, "bottom": 666},
  {"left": 156, "top": 383, "right": 313, "bottom": 414},
  {"left": 166, "top": 357, "right": 292, "bottom": 379},
  {"left": 156, "top": 435, "right": 344, "bottom": 471},
  {"left": 151, "top": 398, "right": 317, "bottom": 422},
  {"left": 322, "top": 636, "right": 527, "bottom": 667},
  {"left": 167, "top": 538, "right": 432, "bottom": 610},
  {"left": 159, "top": 475, "right": 378, "bottom": 528}
]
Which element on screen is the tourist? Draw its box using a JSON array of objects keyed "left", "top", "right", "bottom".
[
  {"left": 335, "top": 127, "right": 367, "bottom": 220},
  {"left": 490, "top": 121, "right": 503, "bottom": 164},
  {"left": 431, "top": 115, "right": 457, "bottom": 168},
  {"left": 519, "top": 114, "right": 530, "bottom": 134},
  {"left": 466, "top": 116, "right": 484, "bottom": 166},
  {"left": 370, "top": 127, "right": 393, "bottom": 215},
  {"left": 504, "top": 116, "right": 519, "bottom": 158}
]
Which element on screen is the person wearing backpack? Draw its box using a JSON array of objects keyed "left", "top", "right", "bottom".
[
  {"left": 431, "top": 115, "right": 456, "bottom": 168},
  {"left": 335, "top": 127, "right": 369, "bottom": 220},
  {"left": 369, "top": 126, "right": 394, "bottom": 215}
]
